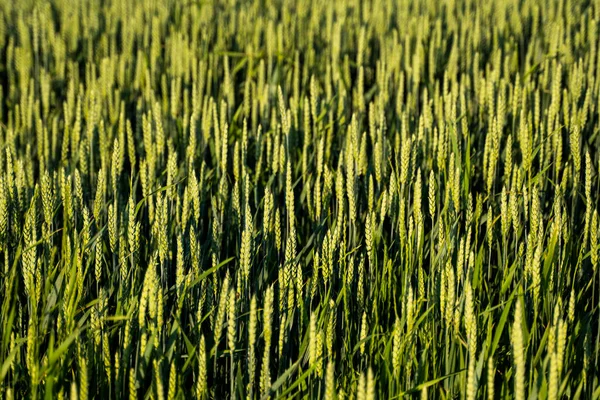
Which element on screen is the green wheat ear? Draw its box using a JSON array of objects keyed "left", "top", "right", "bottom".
[{"left": 1, "top": 0, "right": 599, "bottom": 398}]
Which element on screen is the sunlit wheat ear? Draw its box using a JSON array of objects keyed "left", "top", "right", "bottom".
[
  {"left": 260, "top": 286, "right": 274, "bottom": 396},
  {"left": 591, "top": 210, "right": 598, "bottom": 272},
  {"left": 400, "top": 135, "right": 411, "bottom": 186},
  {"left": 548, "top": 303, "right": 561, "bottom": 400},
  {"left": 197, "top": 335, "right": 207, "bottom": 400},
  {"left": 108, "top": 202, "right": 117, "bottom": 253},
  {"left": 79, "top": 357, "right": 88, "bottom": 400},
  {"left": 501, "top": 186, "right": 509, "bottom": 240},
  {"left": 366, "top": 367, "right": 375, "bottom": 400},
  {"left": 324, "top": 361, "right": 336, "bottom": 399},
  {"left": 392, "top": 317, "right": 401, "bottom": 377},
  {"left": 1, "top": 1, "right": 599, "bottom": 398},
  {"left": 512, "top": 299, "right": 525, "bottom": 400},
  {"left": 428, "top": 170, "right": 436, "bottom": 222},
  {"left": 414, "top": 168, "right": 422, "bottom": 227},
  {"left": 175, "top": 234, "right": 185, "bottom": 300},
  {"left": 585, "top": 151, "right": 593, "bottom": 246},
  {"left": 505, "top": 134, "right": 513, "bottom": 184},
  {"left": 214, "top": 272, "right": 230, "bottom": 345},
  {"left": 360, "top": 312, "right": 368, "bottom": 356},
  {"left": 487, "top": 357, "right": 494, "bottom": 400},
  {"left": 228, "top": 289, "right": 236, "bottom": 394},
  {"left": 357, "top": 371, "right": 366, "bottom": 400},
  {"left": 248, "top": 295, "right": 257, "bottom": 397},
  {"left": 111, "top": 137, "right": 122, "bottom": 196},
  {"left": 0, "top": 179, "right": 8, "bottom": 249},
  {"left": 274, "top": 207, "right": 282, "bottom": 252},
  {"left": 70, "top": 382, "right": 78, "bottom": 400},
  {"left": 465, "top": 277, "right": 477, "bottom": 400},
  {"left": 153, "top": 359, "right": 165, "bottom": 400},
  {"left": 309, "top": 312, "right": 317, "bottom": 372},
  {"left": 167, "top": 361, "right": 176, "bottom": 400}
]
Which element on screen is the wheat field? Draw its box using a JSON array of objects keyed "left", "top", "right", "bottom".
[{"left": 0, "top": 0, "right": 599, "bottom": 398}]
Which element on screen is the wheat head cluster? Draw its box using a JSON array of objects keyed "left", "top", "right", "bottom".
[{"left": 0, "top": 0, "right": 599, "bottom": 399}]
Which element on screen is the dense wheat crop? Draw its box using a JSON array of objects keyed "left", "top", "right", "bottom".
[{"left": 1, "top": 0, "right": 600, "bottom": 398}]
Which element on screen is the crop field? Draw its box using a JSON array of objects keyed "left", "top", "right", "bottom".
[{"left": 1, "top": 0, "right": 600, "bottom": 398}]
